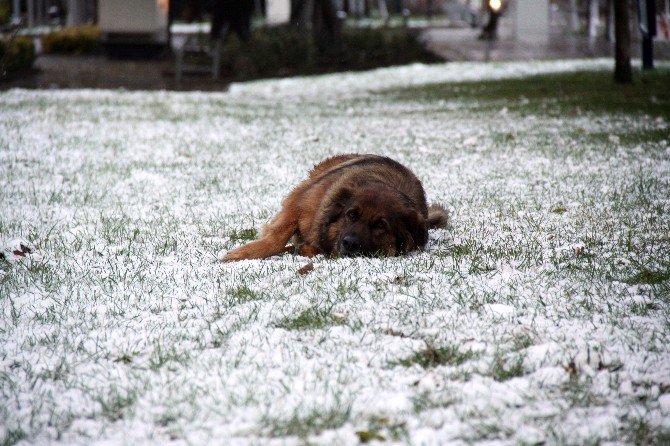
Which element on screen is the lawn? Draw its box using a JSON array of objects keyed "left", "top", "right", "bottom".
[{"left": 1, "top": 59, "right": 669, "bottom": 445}]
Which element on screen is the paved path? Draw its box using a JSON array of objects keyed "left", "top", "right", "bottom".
[{"left": 423, "top": 21, "right": 670, "bottom": 62}]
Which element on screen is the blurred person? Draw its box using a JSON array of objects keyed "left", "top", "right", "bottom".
[{"left": 210, "top": 0, "right": 255, "bottom": 42}]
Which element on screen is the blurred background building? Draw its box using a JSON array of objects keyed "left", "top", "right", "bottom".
[
  {"left": 1, "top": 0, "right": 667, "bottom": 89},
  {"left": 8, "top": 0, "right": 667, "bottom": 42}
]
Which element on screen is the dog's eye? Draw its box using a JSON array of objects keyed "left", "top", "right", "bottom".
[
  {"left": 346, "top": 209, "right": 359, "bottom": 222},
  {"left": 372, "top": 219, "right": 387, "bottom": 231},
  {"left": 328, "top": 210, "right": 342, "bottom": 223}
]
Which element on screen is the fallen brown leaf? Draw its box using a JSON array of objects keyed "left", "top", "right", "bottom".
[{"left": 297, "top": 262, "right": 314, "bottom": 275}]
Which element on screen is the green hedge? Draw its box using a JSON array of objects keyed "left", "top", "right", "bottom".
[
  {"left": 215, "top": 26, "right": 439, "bottom": 80},
  {"left": 41, "top": 25, "right": 101, "bottom": 54},
  {"left": 0, "top": 0, "right": 11, "bottom": 26},
  {"left": 0, "top": 36, "right": 36, "bottom": 77}
]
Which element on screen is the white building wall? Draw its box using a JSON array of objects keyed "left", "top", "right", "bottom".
[
  {"left": 99, "top": 0, "right": 167, "bottom": 35},
  {"left": 514, "top": 0, "right": 549, "bottom": 44}
]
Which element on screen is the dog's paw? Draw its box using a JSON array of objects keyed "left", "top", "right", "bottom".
[
  {"left": 298, "top": 243, "right": 321, "bottom": 257},
  {"left": 220, "top": 240, "right": 294, "bottom": 262},
  {"left": 220, "top": 247, "right": 246, "bottom": 262}
]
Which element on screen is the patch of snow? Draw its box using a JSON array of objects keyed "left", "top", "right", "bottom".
[
  {"left": 659, "top": 394, "right": 670, "bottom": 414},
  {"left": 1, "top": 58, "right": 669, "bottom": 445}
]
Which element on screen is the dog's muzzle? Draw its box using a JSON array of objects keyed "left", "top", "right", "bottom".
[{"left": 338, "top": 234, "right": 362, "bottom": 256}]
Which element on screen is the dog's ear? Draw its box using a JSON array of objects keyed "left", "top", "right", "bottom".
[{"left": 397, "top": 209, "right": 428, "bottom": 253}]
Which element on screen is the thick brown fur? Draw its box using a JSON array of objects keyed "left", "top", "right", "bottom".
[{"left": 221, "top": 154, "right": 448, "bottom": 261}]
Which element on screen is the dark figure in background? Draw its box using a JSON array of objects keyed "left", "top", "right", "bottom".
[
  {"left": 210, "top": 0, "right": 255, "bottom": 42},
  {"left": 182, "top": 1, "right": 204, "bottom": 21},
  {"left": 478, "top": 0, "right": 503, "bottom": 41}
]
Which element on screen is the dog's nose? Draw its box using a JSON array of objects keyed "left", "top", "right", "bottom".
[{"left": 340, "top": 235, "right": 362, "bottom": 255}]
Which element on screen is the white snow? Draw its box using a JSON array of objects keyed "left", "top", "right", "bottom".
[
  {"left": 1, "top": 58, "right": 669, "bottom": 445},
  {"left": 659, "top": 394, "right": 670, "bottom": 414}
]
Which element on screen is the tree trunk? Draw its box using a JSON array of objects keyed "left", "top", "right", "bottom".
[
  {"left": 292, "top": 0, "right": 341, "bottom": 50},
  {"left": 290, "top": 0, "right": 309, "bottom": 25},
  {"left": 606, "top": 0, "right": 615, "bottom": 42},
  {"left": 613, "top": 0, "right": 632, "bottom": 83},
  {"left": 26, "top": 0, "right": 34, "bottom": 27},
  {"left": 312, "top": 0, "right": 341, "bottom": 51},
  {"left": 588, "top": 0, "right": 599, "bottom": 38},
  {"left": 569, "top": 0, "right": 579, "bottom": 32}
]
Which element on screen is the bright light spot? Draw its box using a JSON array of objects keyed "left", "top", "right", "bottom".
[{"left": 489, "top": 0, "right": 502, "bottom": 12}]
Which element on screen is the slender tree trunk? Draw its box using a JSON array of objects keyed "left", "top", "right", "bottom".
[
  {"left": 312, "top": 0, "right": 341, "bottom": 50},
  {"left": 27, "top": 0, "right": 34, "bottom": 27},
  {"left": 589, "top": 0, "right": 599, "bottom": 38},
  {"left": 569, "top": 0, "right": 579, "bottom": 32},
  {"left": 291, "top": 0, "right": 309, "bottom": 25},
  {"left": 12, "top": 0, "right": 21, "bottom": 22},
  {"left": 606, "top": 0, "right": 615, "bottom": 42},
  {"left": 291, "top": 0, "right": 341, "bottom": 55},
  {"left": 613, "top": 0, "right": 632, "bottom": 83}
]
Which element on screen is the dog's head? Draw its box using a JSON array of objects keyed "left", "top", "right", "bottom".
[{"left": 319, "top": 184, "right": 428, "bottom": 257}]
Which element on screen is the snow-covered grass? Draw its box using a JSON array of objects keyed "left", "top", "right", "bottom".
[{"left": 1, "top": 59, "right": 670, "bottom": 445}]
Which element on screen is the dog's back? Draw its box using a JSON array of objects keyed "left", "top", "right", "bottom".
[{"left": 308, "top": 154, "right": 429, "bottom": 218}]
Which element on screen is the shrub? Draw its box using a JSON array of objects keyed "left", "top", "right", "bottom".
[
  {"left": 0, "top": 0, "right": 11, "bottom": 26},
  {"left": 0, "top": 36, "right": 36, "bottom": 77},
  {"left": 214, "top": 25, "right": 438, "bottom": 80},
  {"left": 218, "top": 26, "right": 315, "bottom": 79},
  {"left": 333, "top": 27, "right": 435, "bottom": 70},
  {"left": 41, "top": 25, "right": 101, "bottom": 54}
]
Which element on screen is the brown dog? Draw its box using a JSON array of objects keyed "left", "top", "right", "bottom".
[{"left": 221, "top": 154, "right": 448, "bottom": 261}]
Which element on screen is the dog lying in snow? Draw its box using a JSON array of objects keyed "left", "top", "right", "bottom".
[{"left": 221, "top": 154, "right": 448, "bottom": 261}]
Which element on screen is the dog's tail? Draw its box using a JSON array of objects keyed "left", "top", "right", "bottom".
[{"left": 427, "top": 204, "right": 449, "bottom": 229}]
